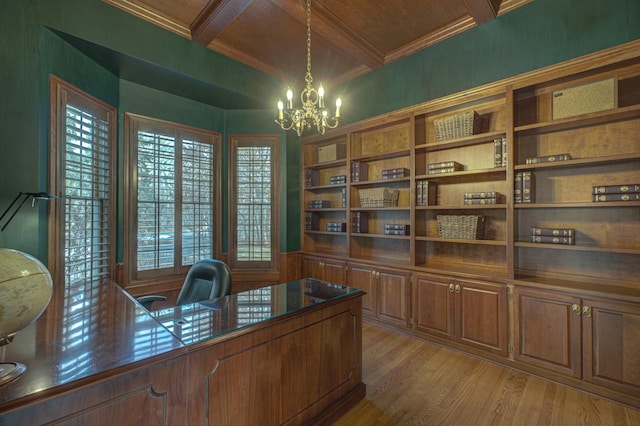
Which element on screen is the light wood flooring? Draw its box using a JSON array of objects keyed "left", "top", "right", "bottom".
[{"left": 334, "top": 321, "right": 640, "bottom": 426}]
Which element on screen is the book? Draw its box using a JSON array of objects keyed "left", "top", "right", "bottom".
[
  {"left": 593, "top": 193, "right": 640, "bottom": 202},
  {"left": 351, "top": 212, "right": 368, "bottom": 233},
  {"left": 308, "top": 200, "right": 331, "bottom": 209},
  {"left": 428, "top": 161, "right": 464, "bottom": 171},
  {"left": 305, "top": 169, "right": 319, "bottom": 187},
  {"left": 428, "top": 167, "right": 462, "bottom": 175},
  {"left": 326, "top": 222, "right": 346, "bottom": 232},
  {"left": 531, "top": 235, "right": 574, "bottom": 245},
  {"left": 525, "top": 153, "right": 572, "bottom": 164},
  {"left": 514, "top": 172, "right": 523, "bottom": 204},
  {"left": 329, "top": 175, "right": 346, "bottom": 185},
  {"left": 592, "top": 184, "right": 640, "bottom": 194},
  {"left": 382, "top": 168, "right": 410, "bottom": 180},
  {"left": 494, "top": 138, "right": 502, "bottom": 168},
  {"left": 522, "top": 171, "right": 534, "bottom": 203},
  {"left": 502, "top": 137, "right": 507, "bottom": 167},
  {"left": 464, "top": 198, "right": 498, "bottom": 205},
  {"left": 305, "top": 213, "right": 319, "bottom": 231},
  {"left": 416, "top": 180, "right": 437, "bottom": 206},
  {"left": 341, "top": 187, "right": 347, "bottom": 208},
  {"left": 531, "top": 227, "right": 574, "bottom": 237},
  {"left": 351, "top": 161, "right": 368, "bottom": 182},
  {"left": 464, "top": 191, "right": 502, "bottom": 199},
  {"left": 384, "top": 224, "right": 410, "bottom": 235}
]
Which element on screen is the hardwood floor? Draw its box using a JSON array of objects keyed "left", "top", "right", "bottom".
[{"left": 334, "top": 321, "right": 640, "bottom": 426}]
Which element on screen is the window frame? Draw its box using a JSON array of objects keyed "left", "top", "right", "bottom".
[
  {"left": 124, "top": 113, "right": 221, "bottom": 286},
  {"left": 48, "top": 75, "right": 117, "bottom": 295},
  {"left": 228, "top": 134, "right": 280, "bottom": 272}
]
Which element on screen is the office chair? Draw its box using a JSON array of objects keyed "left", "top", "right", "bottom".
[{"left": 137, "top": 259, "right": 232, "bottom": 310}]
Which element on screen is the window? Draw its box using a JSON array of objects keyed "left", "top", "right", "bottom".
[
  {"left": 49, "top": 77, "right": 116, "bottom": 377},
  {"left": 229, "top": 135, "right": 280, "bottom": 270},
  {"left": 125, "top": 114, "right": 221, "bottom": 283},
  {"left": 49, "top": 76, "right": 116, "bottom": 291}
]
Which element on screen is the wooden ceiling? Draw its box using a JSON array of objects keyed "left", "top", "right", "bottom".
[{"left": 102, "top": 0, "right": 532, "bottom": 87}]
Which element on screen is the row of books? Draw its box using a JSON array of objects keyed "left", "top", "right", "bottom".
[
  {"left": 463, "top": 191, "right": 504, "bottom": 205},
  {"left": 384, "top": 224, "right": 410, "bottom": 236},
  {"left": 514, "top": 172, "right": 534, "bottom": 203},
  {"left": 305, "top": 169, "right": 347, "bottom": 187},
  {"left": 326, "top": 222, "right": 346, "bottom": 233},
  {"left": 525, "top": 153, "right": 571, "bottom": 164},
  {"left": 427, "top": 161, "right": 464, "bottom": 175},
  {"left": 592, "top": 183, "right": 640, "bottom": 202},
  {"left": 416, "top": 180, "right": 436, "bottom": 206},
  {"left": 329, "top": 175, "right": 346, "bottom": 185},
  {"left": 530, "top": 227, "right": 575, "bottom": 245},
  {"left": 382, "top": 167, "right": 409, "bottom": 180},
  {"left": 494, "top": 137, "right": 507, "bottom": 168}
]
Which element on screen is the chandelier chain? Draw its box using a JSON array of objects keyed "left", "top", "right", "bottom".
[{"left": 306, "top": 0, "right": 312, "bottom": 82}]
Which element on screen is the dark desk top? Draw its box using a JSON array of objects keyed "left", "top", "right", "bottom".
[
  {"left": 150, "top": 278, "right": 362, "bottom": 346},
  {"left": 0, "top": 280, "right": 186, "bottom": 412},
  {"left": 0, "top": 277, "right": 361, "bottom": 413}
]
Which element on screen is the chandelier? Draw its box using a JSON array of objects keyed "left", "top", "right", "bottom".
[{"left": 276, "top": 0, "right": 341, "bottom": 136}]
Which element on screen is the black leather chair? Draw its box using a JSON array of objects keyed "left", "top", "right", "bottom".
[{"left": 137, "top": 259, "right": 232, "bottom": 310}]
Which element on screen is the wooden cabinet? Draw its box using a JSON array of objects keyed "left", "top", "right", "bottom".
[
  {"left": 513, "top": 287, "right": 582, "bottom": 377},
  {"left": 347, "top": 262, "right": 410, "bottom": 327},
  {"left": 302, "top": 256, "right": 346, "bottom": 285},
  {"left": 300, "top": 42, "right": 640, "bottom": 407},
  {"left": 514, "top": 287, "right": 640, "bottom": 398},
  {"left": 414, "top": 274, "right": 508, "bottom": 356},
  {"left": 302, "top": 134, "right": 348, "bottom": 257},
  {"left": 512, "top": 60, "right": 640, "bottom": 287},
  {"left": 413, "top": 91, "right": 510, "bottom": 278}
]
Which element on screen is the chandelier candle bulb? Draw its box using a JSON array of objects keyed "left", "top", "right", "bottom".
[
  {"left": 336, "top": 97, "right": 341, "bottom": 117},
  {"left": 319, "top": 84, "right": 325, "bottom": 108},
  {"left": 286, "top": 88, "right": 293, "bottom": 109},
  {"left": 277, "top": 101, "right": 284, "bottom": 120}
]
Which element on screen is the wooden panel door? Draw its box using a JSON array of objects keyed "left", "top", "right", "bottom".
[
  {"left": 513, "top": 287, "right": 582, "bottom": 378},
  {"left": 583, "top": 298, "right": 640, "bottom": 397},
  {"left": 456, "top": 278, "right": 507, "bottom": 356},
  {"left": 323, "top": 259, "right": 347, "bottom": 285},
  {"left": 347, "top": 263, "right": 376, "bottom": 316},
  {"left": 413, "top": 274, "right": 455, "bottom": 340},
  {"left": 377, "top": 267, "right": 411, "bottom": 328}
]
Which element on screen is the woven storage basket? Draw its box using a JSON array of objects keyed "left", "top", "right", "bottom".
[
  {"left": 433, "top": 111, "right": 480, "bottom": 141},
  {"left": 359, "top": 188, "right": 399, "bottom": 208},
  {"left": 437, "top": 215, "right": 485, "bottom": 239}
]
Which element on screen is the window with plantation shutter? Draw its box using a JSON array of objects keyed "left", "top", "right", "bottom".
[
  {"left": 125, "top": 114, "right": 220, "bottom": 283},
  {"left": 49, "top": 77, "right": 116, "bottom": 379},
  {"left": 229, "top": 135, "right": 280, "bottom": 270}
]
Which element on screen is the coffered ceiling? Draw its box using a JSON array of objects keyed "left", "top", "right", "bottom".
[{"left": 102, "top": 0, "right": 533, "bottom": 87}]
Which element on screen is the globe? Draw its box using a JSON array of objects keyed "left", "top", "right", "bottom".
[{"left": 0, "top": 248, "right": 53, "bottom": 385}]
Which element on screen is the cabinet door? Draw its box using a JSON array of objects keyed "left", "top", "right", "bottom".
[
  {"left": 322, "top": 259, "right": 346, "bottom": 285},
  {"left": 302, "top": 257, "right": 324, "bottom": 280},
  {"left": 377, "top": 268, "right": 411, "bottom": 328},
  {"left": 513, "top": 288, "right": 582, "bottom": 378},
  {"left": 346, "top": 263, "right": 376, "bottom": 316},
  {"left": 583, "top": 298, "right": 640, "bottom": 396},
  {"left": 413, "top": 274, "right": 455, "bottom": 340},
  {"left": 456, "top": 279, "right": 507, "bottom": 356}
]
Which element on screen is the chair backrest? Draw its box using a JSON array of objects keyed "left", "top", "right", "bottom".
[{"left": 175, "top": 259, "right": 232, "bottom": 306}]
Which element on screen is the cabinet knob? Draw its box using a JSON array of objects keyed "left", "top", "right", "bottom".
[
  {"left": 454, "top": 284, "right": 461, "bottom": 294},
  {"left": 376, "top": 271, "right": 380, "bottom": 279},
  {"left": 449, "top": 283, "right": 455, "bottom": 292},
  {"left": 582, "top": 306, "right": 592, "bottom": 317},
  {"left": 572, "top": 304, "right": 581, "bottom": 315},
  {"left": 372, "top": 271, "right": 376, "bottom": 278}
]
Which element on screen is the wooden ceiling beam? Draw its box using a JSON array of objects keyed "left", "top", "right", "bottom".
[
  {"left": 190, "top": 0, "right": 255, "bottom": 45},
  {"left": 463, "top": 0, "right": 501, "bottom": 25},
  {"left": 270, "top": 0, "right": 384, "bottom": 71}
]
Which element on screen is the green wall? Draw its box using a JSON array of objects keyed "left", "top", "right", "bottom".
[
  {"left": 0, "top": 0, "right": 638, "bottom": 264},
  {"left": 340, "top": 0, "right": 640, "bottom": 123}
]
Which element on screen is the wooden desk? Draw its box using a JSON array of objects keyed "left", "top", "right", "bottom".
[{"left": 0, "top": 278, "right": 364, "bottom": 425}]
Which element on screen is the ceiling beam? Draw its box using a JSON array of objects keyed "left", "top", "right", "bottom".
[
  {"left": 463, "top": 0, "right": 500, "bottom": 25},
  {"left": 190, "top": 0, "right": 255, "bottom": 45},
  {"left": 270, "top": 0, "right": 384, "bottom": 71}
]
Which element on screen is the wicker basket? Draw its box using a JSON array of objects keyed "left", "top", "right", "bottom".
[
  {"left": 433, "top": 111, "right": 481, "bottom": 141},
  {"left": 437, "top": 215, "right": 485, "bottom": 239},
  {"left": 359, "top": 188, "right": 399, "bottom": 208}
]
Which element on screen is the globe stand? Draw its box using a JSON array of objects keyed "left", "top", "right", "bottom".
[{"left": 0, "top": 362, "right": 26, "bottom": 386}]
